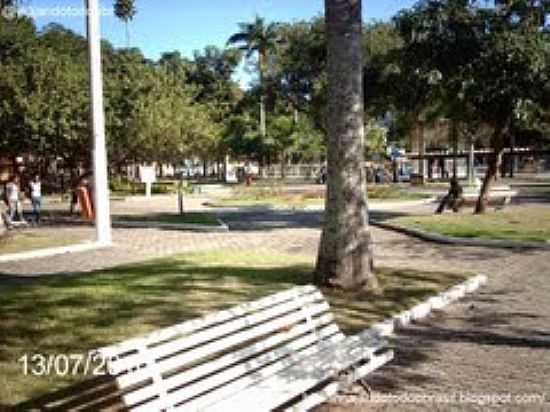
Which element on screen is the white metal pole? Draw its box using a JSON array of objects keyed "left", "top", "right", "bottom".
[{"left": 86, "top": 0, "right": 112, "bottom": 245}]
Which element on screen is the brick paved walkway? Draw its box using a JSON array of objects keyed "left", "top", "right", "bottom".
[
  {"left": 0, "top": 225, "right": 321, "bottom": 277},
  {"left": 317, "top": 228, "right": 550, "bottom": 411}
]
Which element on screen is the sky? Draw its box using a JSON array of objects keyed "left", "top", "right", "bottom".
[{"left": 23, "top": 0, "right": 418, "bottom": 86}]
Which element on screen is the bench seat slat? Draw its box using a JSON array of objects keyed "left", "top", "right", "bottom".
[
  {"left": 97, "top": 285, "right": 318, "bottom": 359},
  {"left": 117, "top": 310, "right": 336, "bottom": 389},
  {"left": 196, "top": 332, "right": 387, "bottom": 412},
  {"left": 109, "top": 291, "right": 326, "bottom": 375},
  {"left": 284, "top": 349, "right": 394, "bottom": 412},
  {"left": 157, "top": 323, "right": 342, "bottom": 411},
  {"left": 172, "top": 333, "right": 349, "bottom": 412}
]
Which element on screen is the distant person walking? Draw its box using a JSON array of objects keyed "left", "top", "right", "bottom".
[{"left": 29, "top": 175, "right": 42, "bottom": 223}]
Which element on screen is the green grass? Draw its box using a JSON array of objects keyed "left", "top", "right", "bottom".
[
  {"left": 0, "top": 250, "right": 468, "bottom": 406},
  {"left": 113, "top": 212, "right": 220, "bottom": 226},
  {"left": 368, "top": 185, "right": 431, "bottom": 201},
  {"left": 109, "top": 178, "right": 178, "bottom": 196},
  {"left": 0, "top": 230, "right": 85, "bottom": 255},
  {"left": 208, "top": 185, "right": 324, "bottom": 208},
  {"left": 390, "top": 206, "right": 550, "bottom": 242},
  {"left": 207, "top": 184, "right": 430, "bottom": 208}
]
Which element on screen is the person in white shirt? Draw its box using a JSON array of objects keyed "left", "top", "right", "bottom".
[
  {"left": 29, "top": 175, "right": 42, "bottom": 223},
  {"left": 6, "top": 176, "right": 22, "bottom": 221}
]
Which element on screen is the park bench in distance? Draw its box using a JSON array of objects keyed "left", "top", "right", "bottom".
[{"left": 95, "top": 285, "right": 393, "bottom": 411}]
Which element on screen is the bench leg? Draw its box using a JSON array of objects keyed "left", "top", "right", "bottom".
[
  {"left": 337, "top": 364, "right": 372, "bottom": 398},
  {"left": 356, "top": 377, "right": 372, "bottom": 398}
]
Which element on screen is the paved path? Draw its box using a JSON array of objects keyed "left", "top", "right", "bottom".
[
  {"left": 318, "top": 228, "right": 550, "bottom": 411},
  {"left": 1, "top": 206, "right": 549, "bottom": 411}
]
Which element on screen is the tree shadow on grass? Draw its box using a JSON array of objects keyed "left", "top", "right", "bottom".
[{"left": 10, "top": 375, "right": 125, "bottom": 412}]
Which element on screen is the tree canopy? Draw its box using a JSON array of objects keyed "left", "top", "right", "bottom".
[{"left": 0, "top": 0, "right": 547, "bottom": 197}]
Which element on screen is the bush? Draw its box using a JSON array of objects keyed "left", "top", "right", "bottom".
[
  {"left": 231, "top": 182, "right": 284, "bottom": 200},
  {"left": 109, "top": 177, "right": 177, "bottom": 195}
]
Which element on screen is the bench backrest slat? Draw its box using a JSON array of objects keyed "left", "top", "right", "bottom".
[
  {"left": 121, "top": 303, "right": 335, "bottom": 407},
  {"left": 117, "top": 309, "right": 336, "bottom": 390},
  {"left": 98, "top": 285, "right": 318, "bottom": 361},
  {"left": 97, "top": 285, "right": 343, "bottom": 412},
  {"left": 109, "top": 289, "right": 326, "bottom": 375}
]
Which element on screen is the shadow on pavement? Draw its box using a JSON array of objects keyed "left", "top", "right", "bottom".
[{"left": 217, "top": 208, "right": 410, "bottom": 231}]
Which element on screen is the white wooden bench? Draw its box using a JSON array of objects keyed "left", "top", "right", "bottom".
[{"left": 95, "top": 285, "right": 393, "bottom": 412}]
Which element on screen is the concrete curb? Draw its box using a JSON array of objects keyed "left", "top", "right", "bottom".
[
  {"left": 371, "top": 220, "right": 550, "bottom": 250},
  {"left": 366, "top": 274, "right": 488, "bottom": 338},
  {"left": 367, "top": 197, "right": 437, "bottom": 211},
  {"left": 0, "top": 241, "right": 111, "bottom": 263},
  {"left": 113, "top": 218, "right": 229, "bottom": 232}
]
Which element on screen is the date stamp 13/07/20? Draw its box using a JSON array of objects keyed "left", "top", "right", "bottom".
[{"left": 18, "top": 353, "right": 110, "bottom": 377}]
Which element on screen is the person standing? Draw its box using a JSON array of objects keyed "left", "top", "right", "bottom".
[
  {"left": 29, "top": 175, "right": 42, "bottom": 224},
  {"left": 0, "top": 197, "right": 12, "bottom": 231},
  {"left": 6, "top": 176, "right": 21, "bottom": 221}
]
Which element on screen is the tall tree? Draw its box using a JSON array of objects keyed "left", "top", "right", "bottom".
[
  {"left": 314, "top": 0, "right": 376, "bottom": 290},
  {"left": 113, "top": 0, "right": 137, "bottom": 46},
  {"left": 227, "top": 16, "right": 279, "bottom": 140},
  {"left": 467, "top": 0, "right": 549, "bottom": 212}
]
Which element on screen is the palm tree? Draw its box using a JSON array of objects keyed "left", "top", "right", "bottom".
[
  {"left": 314, "top": 0, "right": 377, "bottom": 291},
  {"left": 227, "top": 15, "right": 279, "bottom": 140},
  {"left": 114, "top": 0, "right": 137, "bottom": 47}
]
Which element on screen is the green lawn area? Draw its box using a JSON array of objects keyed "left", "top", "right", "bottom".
[
  {"left": 207, "top": 184, "right": 430, "bottom": 208},
  {"left": 368, "top": 185, "right": 431, "bottom": 201},
  {"left": 113, "top": 212, "right": 220, "bottom": 226},
  {"left": 389, "top": 206, "right": 550, "bottom": 242},
  {"left": 0, "top": 230, "right": 85, "bottom": 256},
  {"left": 0, "top": 250, "right": 469, "bottom": 406}
]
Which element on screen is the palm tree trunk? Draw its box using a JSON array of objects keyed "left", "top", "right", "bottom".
[
  {"left": 260, "top": 97, "right": 266, "bottom": 139},
  {"left": 259, "top": 52, "right": 267, "bottom": 139},
  {"left": 125, "top": 21, "right": 130, "bottom": 47},
  {"left": 314, "top": 0, "right": 377, "bottom": 291}
]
